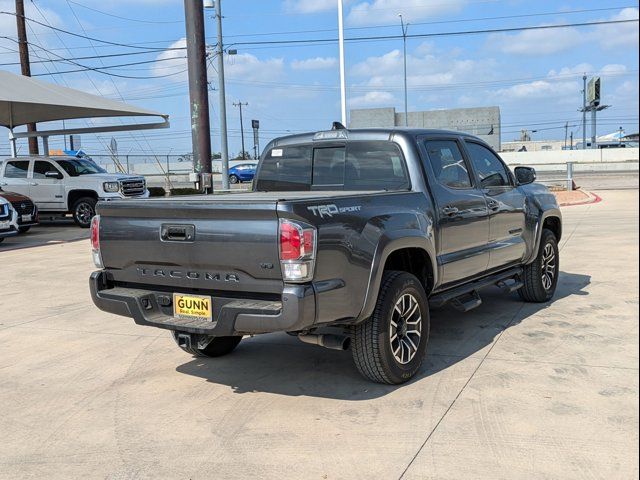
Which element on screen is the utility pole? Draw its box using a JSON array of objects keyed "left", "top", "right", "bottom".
[
  {"left": 564, "top": 121, "right": 568, "bottom": 149},
  {"left": 570, "top": 131, "right": 574, "bottom": 150},
  {"left": 582, "top": 74, "right": 587, "bottom": 149},
  {"left": 233, "top": 101, "right": 248, "bottom": 159},
  {"left": 184, "top": 0, "right": 212, "bottom": 192},
  {"left": 337, "top": 0, "right": 347, "bottom": 126},
  {"left": 214, "top": 0, "right": 230, "bottom": 189},
  {"left": 15, "top": 0, "right": 39, "bottom": 155},
  {"left": 399, "top": 14, "right": 409, "bottom": 127}
]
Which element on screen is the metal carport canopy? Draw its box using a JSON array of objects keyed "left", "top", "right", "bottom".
[{"left": 0, "top": 70, "right": 166, "bottom": 127}]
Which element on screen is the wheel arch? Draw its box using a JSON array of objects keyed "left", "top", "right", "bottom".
[
  {"left": 356, "top": 233, "right": 436, "bottom": 322},
  {"left": 67, "top": 189, "right": 98, "bottom": 211},
  {"left": 525, "top": 208, "right": 562, "bottom": 264}
]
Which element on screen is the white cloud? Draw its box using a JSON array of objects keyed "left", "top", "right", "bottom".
[
  {"left": 154, "top": 38, "right": 285, "bottom": 83},
  {"left": 350, "top": 44, "right": 486, "bottom": 91},
  {"left": 347, "top": 0, "right": 466, "bottom": 26},
  {"left": 283, "top": 0, "right": 336, "bottom": 14},
  {"left": 487, "top": 25, "right": 582, "bottom": 56},
  {"left": 291, "top": 56, "right": 337, "bottom": 70},
  {"left": 593, "top": 8, "right": 639, "bottom": 49},
  {"left": 350, "top": 90, "right": 395, "bottom": 108},
  {"left": 0, "top": 0, "right": 62, "bottom": 65},
  {"left": 494, "top": 63, "right": 631, "bottom": 103},
  {"left": 487, "top": 8, "right": 639, "bottom": 56}
]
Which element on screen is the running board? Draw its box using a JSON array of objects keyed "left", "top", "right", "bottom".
[
  {"left": 430, "top": 267, "right": 523, "bottom": 308},
  {"left": 450, "top": 291, "right": 482, "bottom": 312}
]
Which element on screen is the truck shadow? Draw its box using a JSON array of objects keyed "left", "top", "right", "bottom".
[{"left": 176, "top": 271, "right": 591, "bottom": 400}]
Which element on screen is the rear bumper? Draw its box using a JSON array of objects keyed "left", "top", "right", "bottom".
[{"left": 90, "top": 270, "right": 316, "bottom": 335}]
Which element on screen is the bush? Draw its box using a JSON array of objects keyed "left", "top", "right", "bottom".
[
  {"left": 170, "top": 187, "right": 200, "bottom": 196},
  {"left": 147, "top": 187, "right": 166, "bottom": 197}
]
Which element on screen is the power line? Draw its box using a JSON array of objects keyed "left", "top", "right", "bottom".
[
  {"left": 220, "top": 6, "right": 638, "bottom": 39},
  {"left": 226, "top": 19, "right": 640, "bottom": 47},
  {"left": 67, "top": 0, "right": 183, "bottom": 25},
  {"left": 0, "top": 10, "right": 171, "bottom": 50}
]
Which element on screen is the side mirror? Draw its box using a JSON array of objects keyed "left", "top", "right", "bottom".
[
  {"left": 45, "top": 171, "right": 63, "bottom": 179},
  {"left": 514, "top": 166, "right": 536, "bottom": 186}
]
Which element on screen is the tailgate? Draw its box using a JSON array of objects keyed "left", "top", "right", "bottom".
[{"left": 97, "top": 196, "right": 283, "bottom": 294}]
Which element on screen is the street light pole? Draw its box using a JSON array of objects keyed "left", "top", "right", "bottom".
[
  {"left": 213, "top": 0, "right": 230, "bottom": 189},
  {"left": 582, "top": 74, "right": 587, "bottom": 149},
  {"left": 338, "top": 0, "right": 347, "bottom": 126},
  {"left": 233, "top": 101, "right": 248, "bottom": 159},
  {"left": 399, "top": 14, "right": 409, "bottom": 127}
]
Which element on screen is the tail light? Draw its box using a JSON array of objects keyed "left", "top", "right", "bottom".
[
  {"left": 90, "top": 215, "right": 103, "bottom": 268},
  {"left": 279, "top": 219, "right": 316, "bottom": 282}
]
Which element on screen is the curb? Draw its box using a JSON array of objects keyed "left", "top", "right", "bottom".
[{"left": 556, "top": 190, "right": 602, "bottom": 207}]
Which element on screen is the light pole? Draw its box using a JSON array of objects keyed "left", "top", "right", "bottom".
[
  {"left": 207, "top": 0, "right": 230, "bottom": 189},
  {"left": 233, "top": 101, "right": 248, "bottom": 159},
  {"left": 399, "top": 14, "right": 409, "bottom": 127},
  {"left": 582, "top": 74, "right": 587, "bottom": 149},
  {"left": 338, "top": 0, "right": 347, "bottom": 126}
]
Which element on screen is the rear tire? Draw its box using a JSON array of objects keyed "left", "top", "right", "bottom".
[
  {"left": 71, "top": 197, "right": 97, "bottom": 228},
  {"left": 171, "top": 331, "right": 242, "bottom": 357},
  {"left": 351, "top": 271, "right": 430, "bottom": 384},
  {"left": 519, "top": 228, "right": 559, "bottom": 302},
  {"left": 229, "top": 174, "right": 239, "bottom": 184}
]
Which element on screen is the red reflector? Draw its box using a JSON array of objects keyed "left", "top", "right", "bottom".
[
  {"left": 303, "top": 229, "right": 314, "bottom": 255},
  {"left": 280, "top": 221, "right": 301, "bottom": 260},
  {"left": 90, "top": 215, "right": 100, "bottom": 252}
]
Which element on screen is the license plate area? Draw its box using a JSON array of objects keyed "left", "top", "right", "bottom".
[
  {"left": 173, "top": 293, "right": 212, "bottom": 321},
  {"left": 22, "top": 214, "right": 32, "bottom": 223},
  {"left": 0, "top": 220, "right": 10, "bottom": 230}
]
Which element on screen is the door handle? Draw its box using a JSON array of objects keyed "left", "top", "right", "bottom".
[
  {"left": 30, "top": 182, "right": 39, "bottom": 186},
  {"left": 487, "top": 199, "right": 499, "bottom": 210},
  {"left": 0, "top": 182, "right": 7, "bottom": 186},
  {"left": 442, "top": 206, "right": 459, "bottom": 216}
]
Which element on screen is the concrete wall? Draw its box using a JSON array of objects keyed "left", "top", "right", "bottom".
[
  {"left": 502, "top": 140, "right": 567, "bottom": 152},
  {"left": 500, "top": 147, "right": 639, "bottom": 166},
  {"left": 349, "top": 106, "right": 501, "bottom": 151},
  {"left": 349, "top": 108, "right": 396, "bottom": 128}
]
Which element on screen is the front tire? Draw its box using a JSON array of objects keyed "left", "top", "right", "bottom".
[
  {"left": 18, "top": 226, "right": 31, "bottom": 233},
  {"left": 519, "top": 228, "right": 559, "bottom": 302},
  {"left": 71, "top": 197, "right": 97, "bottom": 228},
  {"left": 171, "top": 331, "right": 242, "bottom": 357},
  {"left": 351, "top": 271, "right": 430, "bottom": 384}
]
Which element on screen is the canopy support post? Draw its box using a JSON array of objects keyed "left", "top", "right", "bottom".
[
  {"left": 9, "top": 130, "right": 17, "bottom": 158},
  {"left": 42, "top": 136, "right": 49, "bottom": 156}
]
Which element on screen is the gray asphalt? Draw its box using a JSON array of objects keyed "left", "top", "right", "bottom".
[{"left": 0, "top": 189, "right": 637, "bottom": 479}]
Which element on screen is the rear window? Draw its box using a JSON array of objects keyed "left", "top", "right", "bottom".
[{"left": 255, "top": 141, "right": 410, "bottom": 192}]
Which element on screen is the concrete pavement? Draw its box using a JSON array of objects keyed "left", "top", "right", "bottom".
[{"left": 0, "top": 190, "right": 638, "bottom": 479}]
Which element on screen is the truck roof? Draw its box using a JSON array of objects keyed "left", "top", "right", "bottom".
[{"left": 268, "top": 127, "right": 482, "bottom": 148}]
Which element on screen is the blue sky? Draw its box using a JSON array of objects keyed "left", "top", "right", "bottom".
[{"left": 0, "top": 0, "right": 638, "bottom": 156}]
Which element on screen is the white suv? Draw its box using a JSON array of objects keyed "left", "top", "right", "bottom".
[{"left": 0, "top": 156, "right": 149, "bottom": 228}]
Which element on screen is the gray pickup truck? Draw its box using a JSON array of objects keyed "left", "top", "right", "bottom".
[{"left": 90, "top": 127, "right": 561, "bottom": 384}]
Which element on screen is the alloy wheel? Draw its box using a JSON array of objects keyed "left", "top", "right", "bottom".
[
  {"left": 76, "top": 202, "right": 94, "bottom": 225},
  {"left": 389, "top": 293, "right": 422, "bottom": 364},
  {"left": 541, "top": 243, "right": 557, "bottom": 291}
]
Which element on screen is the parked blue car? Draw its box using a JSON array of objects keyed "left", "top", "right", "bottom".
[{"left": 228, "top": 163, "right": 257, "bottom": 184}]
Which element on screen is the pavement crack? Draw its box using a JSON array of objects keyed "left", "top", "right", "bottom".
[{"left": 397, "top": 302, "right": 526, "bottom": 479}]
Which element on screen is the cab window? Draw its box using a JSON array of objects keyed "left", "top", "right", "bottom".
[
  {"left": 3, "top": 160, "right": 29, "bottom": 178},
  {"left": 465, "top": 141, "right": 512, "bottom": 188},
  {"left": 423, "top": 140, "right": 472, "bottom": 189},
  {"left": 33, "top": 161, "right": 61, "bottom": 179}
]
